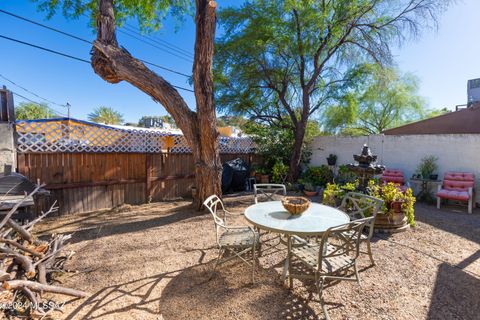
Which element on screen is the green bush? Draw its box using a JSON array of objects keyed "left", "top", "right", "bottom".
[
  {"left": 336, "top": 165, "right": 358, "bottom": 184},
  {"left": 271, "top": 161, "right": 288, "bottom": 183},
  {"left": 302, "top": 165, "right": 334, "bottom": 187}
]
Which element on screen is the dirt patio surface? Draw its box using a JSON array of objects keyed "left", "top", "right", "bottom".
[{"left": 35, "top": 194, "right": 480, "bottom": 320}]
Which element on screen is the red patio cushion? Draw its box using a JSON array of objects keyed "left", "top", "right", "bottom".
[
  {"left": 436, "top": 189, "right": 470, "bottom": 201},
  {"left": 381, "top": 169, "right": 405, "bottom": 184},
  {"left": 443, "top": 172, "right": 475, "bottom": 191}
]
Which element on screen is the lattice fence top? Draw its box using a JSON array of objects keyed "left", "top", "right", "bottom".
[{"left": 16, "top": 118, "right": 255, "bottom": 154}]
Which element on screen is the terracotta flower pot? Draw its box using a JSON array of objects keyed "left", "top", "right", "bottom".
[
  {"left": 390, "top": 200, "right": 404, "bottom": 213},
  {"left": 260, "top": 174, "right": 269, "bottom": 183},
  {"left": 303, "top": 190, "right": 318, "bottom": 197}
]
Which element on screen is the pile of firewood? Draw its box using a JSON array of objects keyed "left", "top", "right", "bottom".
[{"left": 0, "top": 183, "right": 86, "bottom": 318}]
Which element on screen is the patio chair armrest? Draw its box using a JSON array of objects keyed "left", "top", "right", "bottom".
[
  {"left": 224, "top": 210, "right": 243, "bottom": 216},
  {"left": 468, "top": 187, "right": 473, "bottom": 197},
  {"left": 437, "top": 184, "right": 442, "bottom": 192},
  {"left": 291, "top": 235, "right": 320, "bottom": 247}
]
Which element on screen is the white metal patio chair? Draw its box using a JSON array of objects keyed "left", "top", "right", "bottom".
[
  {"left": 203, "top": 195, "right": 260, "bottom": 282},
  {"left": 337, "top": 192, "right": 383, "bottom": 265},
  {"left": 287, "top": 218, "right": 373, "bottom": 320},
  {"left": 253, "top": 183, "right": 287, "bottom": 203}
]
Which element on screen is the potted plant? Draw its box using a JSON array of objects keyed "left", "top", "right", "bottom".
[
  {"left": 368, "top": 181, "right": 416, "bottom": 230},
  {"left": 303, "top": 182, "right": 318, "bottom": 197},
  {"left": 417, "top": 155, "right": 438, "bottom": 180},
  {"left": 326, "top": 154, "right": 337, "bottom": 166},
  {"left": 254, "top": 167, "right": 270, "bottom": 183}
]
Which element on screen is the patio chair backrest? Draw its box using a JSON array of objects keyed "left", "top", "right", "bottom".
[
  {"left": 317, "top": 218, "right": 372, "bottom": 273},
  {"left": 203, "top": 195, "right": 229, "bottom": 245},
  {"left": 443, "top": 172, "right": 475, "bottom": 191},
  {"left": 253, "top": 184, "right": 287, "bottom": 203},
  {"left": 381, "top": 169, "right": 405, "bottom": 185},
  {"left": 203, "top": 195, "right": 228, "bottom": 227},
  {"left": 338, "top": 192, "right": 383, "bottom": 239}
]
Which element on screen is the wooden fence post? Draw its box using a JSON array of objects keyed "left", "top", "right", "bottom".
[
  {"left": 0, "top": 87, "right": 17, "bottom": 174},
  {"left": 146, "top": 153, "right": 152, "bottom": 203}
]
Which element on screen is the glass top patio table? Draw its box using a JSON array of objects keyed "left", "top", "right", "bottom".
[{"left": 244, "top": 201, "right": 350, "bottom": 236}]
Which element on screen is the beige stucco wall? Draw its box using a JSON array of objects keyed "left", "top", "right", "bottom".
[
  {"left": 0, "top": 123, "right": 16, "bottom": 173},
  {"left": 310, "top": 134, "right": 480, "bottom": 204}
]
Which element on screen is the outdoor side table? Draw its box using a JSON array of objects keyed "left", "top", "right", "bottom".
[
  {"left": 244, "top": 201, "right": 350, "bottom": 286},
  {"left": 410, "top": 178, "right": 442, "bottom": 199}
]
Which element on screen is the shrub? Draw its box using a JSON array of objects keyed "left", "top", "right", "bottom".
[
  {"left": 271, "top": 161, "right": 288, "bottom": 183},
  {"left": 302, "top": 165, "right": 334, "bottom": 187},
  {"left": 336, "top": 165, "right": 358, "bottom": 184}
]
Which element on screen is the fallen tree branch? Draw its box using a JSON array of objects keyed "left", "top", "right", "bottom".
[
  {"left": 0, "top": 239, "right": 43, "bottom": 257},
  {"left": 0, "top": 247, "right": 35, "bottom": 279},
  {"left": 0, "top": 184, "right": 43, "bottom": 230},
  {"left": 3, "top": 280, "right": 88, "bottom": 297}
]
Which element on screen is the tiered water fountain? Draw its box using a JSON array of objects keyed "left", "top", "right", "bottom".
[{"left": 346, "top": 144, "right": 385, "bottom": 192}]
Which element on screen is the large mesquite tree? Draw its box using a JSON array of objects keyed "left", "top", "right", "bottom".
[
  {"left": 37, "top": 0, "right": 221, "bottom": 209},
  {"left": 215, "top": 0, "right": 450, "bottom": 180}
]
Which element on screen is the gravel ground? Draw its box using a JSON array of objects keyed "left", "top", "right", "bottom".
[{"left": 35, "top": 194, "right": 480, "bottom": 320}]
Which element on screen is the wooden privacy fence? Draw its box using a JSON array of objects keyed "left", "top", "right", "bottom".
[{"left": 18, "top": 152, "right": 260, "bottom": 215}]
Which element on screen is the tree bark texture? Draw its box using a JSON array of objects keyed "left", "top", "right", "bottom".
[{"left": 91, "top": 0, "right": 221, "bottom": 210}]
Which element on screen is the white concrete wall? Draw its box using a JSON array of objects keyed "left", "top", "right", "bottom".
[
  {"left": 0, "top": 123, "right": 16, "bottom": 173},
  {"left": 310, "top": 134, "right": 480, "bottom": 204}
]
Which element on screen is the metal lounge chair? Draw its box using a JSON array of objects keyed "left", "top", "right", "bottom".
[
  {"left": 203, "top": 195, "right": 260, "bottom": 282},
  {"left": 338, "top": 192, "right": 383, "bottom": 265},
  {"left": 287, "top": 218, "right": 373, "bottom": 320},
  {"left": 253, "top": 183, "right": 287, "bottom": 203}
]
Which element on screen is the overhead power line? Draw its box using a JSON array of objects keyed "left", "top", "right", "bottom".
[
  {"left": 0, "top": 74, "right": 67, "bottom": 108},
  {"left": 0, "top": 9, "right": 91, "bottom": 44},
  {"left": 0, "top": 34, "right": 90, "bottom": 63},
  {"left": 12, "top": 91, "right": 68, "bottom": 117},
  {"left": 122, "top": 24, "right": 194, "bottom": 59},
  {"left": 124, "top": 22, "right": 193, "bottom": 58},
  {"left": 0, "top": 34, "right": 194, "bottom": 93},
  {"left": 0, "top": 9, "right": 192, "bottom": 78},
  {"left": 117, "top": 28, "right": 193, "bottom": 63}
]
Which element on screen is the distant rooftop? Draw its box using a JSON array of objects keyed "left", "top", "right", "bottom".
[{"left": 383, "top": 103, "right": 480, "bottom": 135}]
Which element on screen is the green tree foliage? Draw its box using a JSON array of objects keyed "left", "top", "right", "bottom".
[
  {"left": 217, "top": 115, "right": 247, "bottom": 128},
  {"left": 88, "top": 106, "right": 124, "bottom": 125},
  {"left": 34, "top": 0, "right": 193, "bottom": 31},
  {"left": 244, "top": 118, "right": 321, "bottom": 171},
  {"left": 215, "top": 0, "right": 449, "bottom": 179},
  {"left": 323, "top": 65, "right": 426, "bottom": 135},
  {"left": 15, "top": 102, "right": 57, "bottom": 120}
]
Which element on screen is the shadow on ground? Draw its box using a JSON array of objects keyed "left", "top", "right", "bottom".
[{"left": 427, "top": 250, "right": 480, "bottom": 319}]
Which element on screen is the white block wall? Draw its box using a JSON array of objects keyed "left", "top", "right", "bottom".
[{"left": 310, "top": 134, "right": 480, "bottom": 204}]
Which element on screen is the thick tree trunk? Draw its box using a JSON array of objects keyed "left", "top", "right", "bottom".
[
  {"left": 91, "top": 0, "right": 221, "bottom": 210},
  {"left": 288, "top": 120, "right": 307, "bottom": 181},
  {"left": 192, "top": 0, "right": 223, "bottom": 209}
]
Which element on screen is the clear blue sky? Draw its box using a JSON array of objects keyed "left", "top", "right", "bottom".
[{"left": 0, "top": 0, "right": 479, "bottom": 123}]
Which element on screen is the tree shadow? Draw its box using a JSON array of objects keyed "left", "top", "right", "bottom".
[
  {"left": 40, "top": 203, "right": 200, "bottom": 244},
  {"left": 160, "top": 261, "right": 320, "bottom": 319},
  {"left": 427, "top": 250, "right": 480, "bottom": 319}
]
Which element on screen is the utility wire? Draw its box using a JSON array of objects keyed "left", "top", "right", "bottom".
[
  {"left": 0, "top": 34, "right": 194, "bottom": 92},
  {"left": 117, "top": 28, "right": 193, "bottom": 63},
  {"left": 0, "top": 74, "right": 67, "bottom": 108},
  {"left": 12, "top": 91, "right": 68, "bottom": 117},
  {"left": 124, "top": 22, "right": 193, "bottom": 57},
  {"left": 0, "top": 9, "right": 91, "bottom": 44},
  {"left": 122, "top": 24, "right": 194, "bottom": 59},
  {"left": 0, "top": 9, "right": 192, "bottom": 78},
  {"left": 0, "top": 34, "right": 90, "bottom": 63}
]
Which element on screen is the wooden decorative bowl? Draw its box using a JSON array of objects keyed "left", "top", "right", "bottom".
[{"left": 282, "top": 196, "right": 310, "bottom": 215}]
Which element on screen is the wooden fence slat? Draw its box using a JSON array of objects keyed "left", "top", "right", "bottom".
[{"left": 16, "top": 152, "right": 259, "bottom": 215}]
